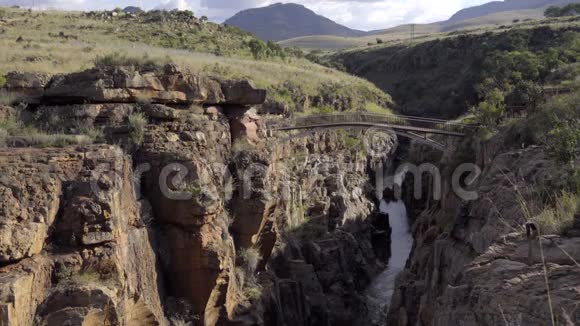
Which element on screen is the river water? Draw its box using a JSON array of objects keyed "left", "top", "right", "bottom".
[{"left": 365, "top": 199, "right": 413, "bottom": 324}]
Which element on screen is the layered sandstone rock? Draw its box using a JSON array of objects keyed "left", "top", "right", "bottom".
[
  {"left": 0, "top": 146, "right": 167, "bottom": 326},
  {"left": 3, "top": 64, "right": 266, "bottom": 106},
  {"left": 388, "top": 144, "right": 580, "bottom": 326},
  {"left": 0, "top": 66, "right": 396, "bottom": 326}
]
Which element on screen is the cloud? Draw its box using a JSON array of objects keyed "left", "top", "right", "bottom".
[{"left": 0, "top": 0, "right": 497, "bottom": 30}]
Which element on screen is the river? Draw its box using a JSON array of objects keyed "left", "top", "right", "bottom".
[{"left": 365, "top": 199, "right": 414, "bottom": 324}]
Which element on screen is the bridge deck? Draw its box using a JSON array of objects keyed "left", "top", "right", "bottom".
[{"left": 267, "top": 113, "right": 477, "bottom": 137}]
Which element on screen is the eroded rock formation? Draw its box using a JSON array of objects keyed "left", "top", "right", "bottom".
[
  {"left": 387, "top": 140, "right": 580, "bottom": 326},
  {"left": 0, "top": 64, "right": 397, "bottom": 326}
]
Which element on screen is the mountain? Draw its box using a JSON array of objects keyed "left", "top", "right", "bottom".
[
  {"left": 224, "top": 3, "right": 365, "bottom": 42},
  {"left": 446, "top": 0, "right": 580, "bottom": 24}
]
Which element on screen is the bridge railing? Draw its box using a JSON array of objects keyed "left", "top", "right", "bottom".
[{"left": 267, "top": 112, "right": 477, "bottom": 135}]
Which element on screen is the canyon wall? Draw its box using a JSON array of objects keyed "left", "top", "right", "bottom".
[
  {"left": 0, "top": 65, "right": 397, "bottom": 325},
  {"left": 387, "top": 137, "right": 580, "bottom": 326}
]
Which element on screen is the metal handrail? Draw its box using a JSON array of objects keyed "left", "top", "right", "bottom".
[{"left": 267, "top": 112, "right": 478, "bottom": 136}]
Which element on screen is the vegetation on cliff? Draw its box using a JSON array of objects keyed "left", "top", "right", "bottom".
[
  {"left": 331, "top": 23, "right": 580, "bottom": 118},
  {"left": 0, "top": 7, "right": 392, "bottom": 115}
]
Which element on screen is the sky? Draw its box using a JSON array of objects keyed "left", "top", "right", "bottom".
[{"left": 0, "top": 0, "right": 497, "bottom": 31}]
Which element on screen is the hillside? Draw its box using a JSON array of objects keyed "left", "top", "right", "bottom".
[
  {"left": 280, "top": 9, "right": 547, "bottom": 50},
  {"left": 331, "top": 21, "right": 580, "bottom": 118},
  {"left": 447, "top": 0, "right": 580, "bottom": 24},
  {"left": 0, "top": 8, "right": 391, "bottom": 115},
  {"left": 224, "top": 3, "right": 364, "bottom": 42},
  {"left": 279, "top": 0, "right": 577, "bottom": 50}
]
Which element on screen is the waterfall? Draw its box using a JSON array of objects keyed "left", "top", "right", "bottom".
[{"left": 365, "top": 199, "right": 413, "bottom": 324}]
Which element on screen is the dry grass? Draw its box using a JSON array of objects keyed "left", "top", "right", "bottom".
[
  {"left": 532, "top": 192, "right": 579, "bottom": 235},
  {"left": 0, "top": 8, "right": 389, "bottom": 110},
  {"left": 128, "top": 112, "right": 147, "bottom": 146}
]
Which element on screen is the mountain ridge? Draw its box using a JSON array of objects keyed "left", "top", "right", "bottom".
[
  {"left": 224, "top": 3, "right": 364, "bottom": 41},
  {"left": 447, "top": 0, "right": 580, "bottom": 23}
]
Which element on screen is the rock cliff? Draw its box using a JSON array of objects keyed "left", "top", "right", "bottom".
[
  {"left": 0, "top": 64, "right": 398, "bottom": 325},
  {"left": 387, "top": 138, "right": 580, "bottom": 326}
]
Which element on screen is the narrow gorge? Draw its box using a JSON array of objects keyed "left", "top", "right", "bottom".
[
  {"left": 0, "top": 64, "right": 408, "bottom": 325},
  {"left": 0, "top": 20, "right": 579, "bottom": 326}
]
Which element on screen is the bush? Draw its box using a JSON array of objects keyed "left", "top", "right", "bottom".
[
  {"left": 0, "top": 75, "right": 6, "bottom": 88},
  {"left": 94, "top": 52, "right": 171, "bottom": 70},
  {"left": 248, "top": 39, "right": 267, "bottom": 60},
  {"left": 545, "top": 4, "right": 580, "bottom": 17},
  {"left": 532, "top": 192, "right": 579, "bottom": 234},
  {"left": 471, "top": 88, "right": 506, "bottom": 129},
  {"left": 128, "top": 112, "right": 147, "bottom": 145}
]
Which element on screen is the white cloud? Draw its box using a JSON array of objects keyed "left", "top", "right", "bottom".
[{"left": 0, "top": 0, "right": 498, "bottom": 30}]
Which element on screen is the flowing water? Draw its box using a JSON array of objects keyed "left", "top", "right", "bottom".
[{"left": 365, "top": 199, "right": 414, "bottom": 324}]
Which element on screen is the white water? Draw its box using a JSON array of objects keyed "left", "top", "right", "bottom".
[{"left": 365, "top": 199, "right": 413, "bottom": 324}]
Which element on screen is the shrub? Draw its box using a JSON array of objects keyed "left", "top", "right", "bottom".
[
  {"left": 471, "top": 88, "right": 506, "bottom": 129},
  {"left": 547, "top": 125, "right": 579, "bottom": 163},
  {"left": 128, "top": 112, "right": 147, "bottom": 145},
  {"left": 94, "top": 52, "right": 171, "bottom": 70},
  {"left": 0, "top": 75, "right": 6, "bottom": 88},
  {"left": 234, "top": 247, "right": 263, "bottom": 302},
  {"left": 248, "top": 39, "right": 267, "bottom": 60},
  {"left": 532, "top": 192, "right": 579, "bottom": 234},
  {"left": 533, "top": 91, "right": 580, "bottom": 164},
  {"left": 545, "top": 4, "right": 580, "bottom": 17},
  {"left": 234, "top": 266, "right": 262, "bottom": 301}
]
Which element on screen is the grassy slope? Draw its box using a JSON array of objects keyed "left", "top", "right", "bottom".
[
  {"left": 0, "top": 8, "right": 391, "bottom": 115},
  {"left": 279, "top": 8, "right": 549, "bottom": 50}
]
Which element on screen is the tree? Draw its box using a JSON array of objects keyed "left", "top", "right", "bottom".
[
  {"left": 505, "top": 80, "right": 543, "bottom": 111},
  {"left": 248, "top": 39, "right": 267, "bottom": 59},
  {"left": 545, "top": 6, "right": 562, "bottom": 17},
  {"left": 472, "top": 88, "right": 506, "bottom": 128},
  {"left": 545, "top": 4, "right": 580, "bottom": 17}
]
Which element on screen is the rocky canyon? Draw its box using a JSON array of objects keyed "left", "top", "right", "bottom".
[{"left": 0, "top": 64, "right": 400, "bottom": 325}]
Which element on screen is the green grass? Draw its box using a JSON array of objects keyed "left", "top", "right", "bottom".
[
  {"left": 364, "top": 102, "right": 394, "bottom": 115},
  {"left": 0, "top": 8, "right": 390, "bottom": 114}
]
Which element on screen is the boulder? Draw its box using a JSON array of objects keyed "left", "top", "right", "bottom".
[
  {"left": 226, "top": 106, "right": 263, "bottom": 144},
  {"left": 219, "top": 79, "right": 267, "bottom": 105},
  {"left": 141, "top": 103, "right": 180, "bottom": 120},
  {"left": 3, "top": 71, "right": 51, "bottom": 104},
  {"left": 4, "top": 71, "right": 51, "bottom": 89}
]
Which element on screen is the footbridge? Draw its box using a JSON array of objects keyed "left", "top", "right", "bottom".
[{"left": 266, "top": 112, "right": 478, "bottom": 151}]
